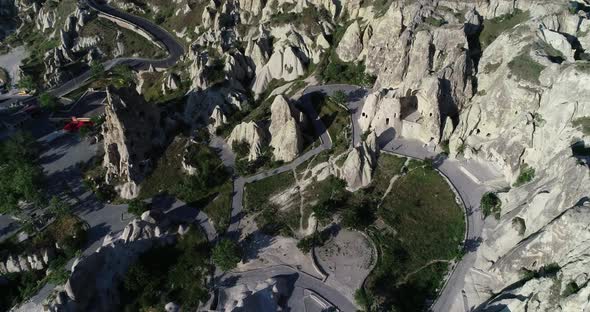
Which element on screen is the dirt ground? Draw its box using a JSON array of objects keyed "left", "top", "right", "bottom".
[
  {"left": 237, "top": 229, "right": 323, "bottom": 279},
  {"left": 316, "top": 228, "right": 375, "bottom": 303}
]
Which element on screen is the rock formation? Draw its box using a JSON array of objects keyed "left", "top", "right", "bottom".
[
  {"left": 336, "top": 21, "right": 363, "bottom": 62},
  {"left": 340, "top": 131, "right": 378, "bottom": 191},
  {"left": 269, "top": 95, "right": 303, "bottom": 162},
  {"left": 102, "top": 87, "right": 164, "bottom": 199},
  {"left": 228, "top": 121, "right": 268, "bottom": 161},
  {"left": 47, "top": 210, "right": 188, "bottom": 312},
  {"left": 0, "top": 248, "right": 55, "bottom": 274}
]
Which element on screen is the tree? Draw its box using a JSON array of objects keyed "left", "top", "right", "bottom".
[
  {"left": 47, "top": 196, "right": 70, "bottom": 217},
  {"left": 16, "top": 74, "right": 36, "bottom": 93},
  {"left": 481, "top": 192, "right": 501, "bottom": 219},
  {"left": 127, "top": 199, "right": 149, "bottom": 216},
  {"left": 330, "top": 90, "right": 347, "bottom": 107},
  {"left": 90, "top": 61, "right": 105, "bottom": 79},
  {"left": 212, "top": 239, "right": 241, "bottom": 271},
  {"left": 0, "top": 132, "right": 43, "bottom": 214},
  {"left": 111, "top": 65, "right": 134, "bottom": 87},
  {"left": 38, "top": 92, "right": 58, "bottom": 111}
]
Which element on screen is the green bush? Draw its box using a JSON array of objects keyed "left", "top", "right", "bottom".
[
  {"left": 39, "top": 92, "right": 58, "bottom": 111},
  {"left": 562, "top": 281, "right": 580, "bottom": 297},
  {"left": 296, "top": 231, "right": 329, "bottom": 253},
  {"left": 513, "top": 164, "right": 535, "bottom": 187},
  {"left": 212, "top": 239, "right": 241, "bottom": 271},
  {"left": 232, "top": 141, "right": 251, "bottom": 159},
  {"left": 481, "top": 192, "right": 501, "bottom": 219},
  {"left": 127, "top": 199, "right": 149, "bottom": 216},
  {"left": 320, "top": 57, "right": 376, "bottom": 87},
  {"left": 0, "top": 132, "right": 43, "bottom": 214}
]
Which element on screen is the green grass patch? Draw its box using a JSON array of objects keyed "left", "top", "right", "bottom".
[
  {"left": 508, "top": 51, "right": 545, "bottom": 84},
  {"left": 573, "top": 116, "right": 590, "bottom": 135},
  {"left": 244, "top": 171, "right": 300, "bottom": 235},
  {"left": 367, "top": 165, "right": 465, "bottom": 311},
  {"left": 372, "top": 153, "right": 406, "bottom": 196},
  {"left": 480, "top": 9, "right": 529, "bottom": 49},
  {"left": 203, "top": 182, "right": 233, "bottom": 233},
  {"left": 244, "top": 171, "right": 295, "bottom": 212}
]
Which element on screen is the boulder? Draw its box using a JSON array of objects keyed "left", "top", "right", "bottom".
[
  {"left": 340, "top": 132, "right": 378, "bottom": 191},
  {"left": 538, "top": 27, "right": 576, "bottom": 62},
  {"left": 336, "top": 21, "right": 363, "bottom": 62},
  {"left": 228, "top": 121, "right": 268, "bottom": 161},
  {"left": 269, "top": 95, "right": 303, "bottom": 162}
]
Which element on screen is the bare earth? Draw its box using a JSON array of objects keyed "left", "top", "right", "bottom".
[{"left": 317, "top": 228, "right": 375, "bottom": 303}]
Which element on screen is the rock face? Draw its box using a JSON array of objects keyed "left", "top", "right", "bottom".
[
  {"left": 0, "top": 248, "right": 54, "bottom": 274},
  {"left": 336, "top": 21, "right": 363, "bottom": 62},
  {"left": 218, "top": 277, "right": 292, "bottom": 311},
  {"left": 358, "top": 83, "right": 443, "bottom": 143},
  {"left": 49, "top": 211, "right": 186, "bottom": 312},
  {"left": 436, "top": 3, "right": 590, "bottom": 311},
  {"left": 269, "top": 95, "right": 303, "bottom": 162},
  {"left": 102, "top": 87, "right": 164, "bottom": 199},
  {"left": 340, "top": 131, "right": 378, "bottom": 191},
  {"left": 228, "top": 121, "right": 268, "bottom": 161}
]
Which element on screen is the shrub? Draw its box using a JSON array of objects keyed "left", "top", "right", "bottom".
[
  {"left": 481, "top": 192, "right": 501, "bottom": 219},
  {"left": 296, "top": 231, "right": 329, "bottom": 253},
  {"left": 232, "top": 141, "right": 250, "bottom": 159},
  {"left": 512, "top": 217, "right": 526, "bottom": 235},
  {"left": 513, "top": 164, "right": 535, "bottom": 187},
  {"left": 320, "top": 57, "right": 376, "bottom": 87},
  {"left": 127, "top": 199, "right": 149, "bottom": 216},
  {"left": 212, "top": 239, "right": 241, "bottom": 271},
  {"left": 562, "top": 281, "right": 580, "bottom": 297},
  {"left": 39, "top": 92, "right": 58, "bottom": 111}
]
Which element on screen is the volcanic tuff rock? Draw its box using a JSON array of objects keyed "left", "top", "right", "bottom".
[
  {"left": 102, "top": 87, "right": 164, "bottom": 199},
  {"left": 336, "top": 20, "right": 363, "bottom": 62},
  {"left": 49, "top": 211, "right": 187, "bottom": 312},
  {"left": 228, "top": 121, "right": 268, "bottom": 161},
  {"left": 434, "top": 2, "right": 590, "bottom": 311},
  {"left": 340, "top": 131, "right": 378, "bottom": 191},
  {"left": 269, "top": 95, "right": 303, "bottom": 162}
]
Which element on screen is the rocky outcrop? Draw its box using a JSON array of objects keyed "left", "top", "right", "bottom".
[
  {"left": 336, "top": 21, "right": 363, "bottom": 62},
  {"left": 340, "top": 131, "right": 378, "bottom": 191},
  {"left": 162, "top": 72, "right": 181, "bottom": 94},
  {"left": 0, "top": 248, "right": 55, "bottom": 274},
  {"left": 441, "top": 4, "right": 590, "bottom": 310},
  {"left": 48, "top": 210, "right": 189, "bottom": 312},
  {"left": 102, "top": 87, "right": 164, "bottom": 199},
  {"left": 269, "top": 95, "right": 303, "bottom": 162},
  {"left": 228, "top": 121, "right": 268, "bottom": 161}
]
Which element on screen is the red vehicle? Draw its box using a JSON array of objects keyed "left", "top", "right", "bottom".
[{"left": 63, "top": 117, "right": 94, "bottom": 132}]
